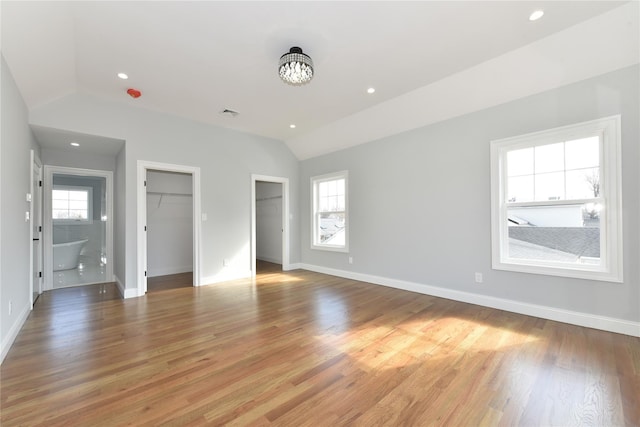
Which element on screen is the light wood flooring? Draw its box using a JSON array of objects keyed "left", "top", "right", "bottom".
[{"left": 1, "top": 262, "right": 638, "bottom": 426}]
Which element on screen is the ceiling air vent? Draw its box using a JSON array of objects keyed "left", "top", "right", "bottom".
[{"left": 219, "top": 108, "right": 239, "bottom": 118}]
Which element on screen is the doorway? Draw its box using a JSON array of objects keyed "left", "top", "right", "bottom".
[
  {"left": 250, "top": 174, "right": 290, "bottom": 276},
  {"left": 146, "top": 170, "right": 194, "bottom": 292},
  {"left": 43, "top": 166, "right": 114, "bottom": 290},
  {"left": 30, "top": 150, "right": 43, "bottom": 306},
  {"left": 137, "top": 161, "right": 201, "bottom": 296}
]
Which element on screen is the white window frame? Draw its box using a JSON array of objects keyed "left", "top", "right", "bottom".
[
  {"left": 52, "top": 185, "right": 93, "bottom": 225},
  {"left": 490, "top": 115, "right": 623, "bottom": 282},
  {"left": 311, "top": 170, "right": 349, "bottom": 252}
]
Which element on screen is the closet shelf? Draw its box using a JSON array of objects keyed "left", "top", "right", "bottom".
[
  {"left": 147, "top": 191, "right": 192, "bottom": 208},
  {"left": 147, "top": 191, "right": 192, "bottom": 197}
]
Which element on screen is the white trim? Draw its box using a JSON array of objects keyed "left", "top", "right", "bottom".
[
  {"left": 250, "top": 174, "right": 290, "bottom": 277},
  {"left": 284, "top": 262, "right": 302, "bottom": 271},
  {"left": 256, "top": 256, "right": 284, "bottom": 265},
  {"left": 490, "top": 115, "right": 623, "bottom": 282},
  {"left": 114, "top": 274, "right": 137, "bottom": 299},
  {"left": 201, "top": 270, "right": 252, "bottom": 286},
  {"left": 297, "top": 263, "right": 640, "bottom": 337},
  {"left": 310, "top": 170, "right": 349, "bottom": 252},
  {"left": 147, "top": 266, "right": 193, "bottom": 278},
  {"left": 137, "top": 161, "right": 201, "bottom": 296},
  {"left": 0, "top": 302, "right": 30, "bottom": 364},
  {"left": 43, "top": 166, "right": 114, "bottom": 291},
  {"left": 29, "top": 150, "right": 43, "bottom": 308}
]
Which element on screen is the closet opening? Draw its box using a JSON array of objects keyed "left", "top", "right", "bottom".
[
  {"left": 137, "top": 161, "right": 201, "bottom": 296},
  {"left": 251, "top": 174, "right": 290, "bottom": 276}
]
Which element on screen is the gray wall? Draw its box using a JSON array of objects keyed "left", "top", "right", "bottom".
[
  {"left": 114, "top": 145, "right": 126, "bottom": 287},
  {"left": 41, "top": 147, "right": 115, "bottom": 171},
  {"left": 29, "top": 93, "right": 300, "bottom": 290},
  {"left": 0, "top": 56, "right": 40, "bottom": 360},
  {"left": 300, "top": 64, "right": 639, "bottom": 323}
]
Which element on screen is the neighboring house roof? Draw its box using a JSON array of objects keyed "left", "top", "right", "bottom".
[{"left": 509, "top": 226, "right": 600, "bottom": 258}]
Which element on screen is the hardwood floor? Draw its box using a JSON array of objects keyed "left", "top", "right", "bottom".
[
  {"left": 147, "top": 272, "right": 194, "bottom": 292},
  {"left": 1, "top": 263, "right": 638, "bottom": 426}
]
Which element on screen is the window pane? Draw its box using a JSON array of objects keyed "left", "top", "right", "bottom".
[
  {"left": 52, "top": 190, "right": 68, "bottom": 200},
  {"left": 507, "top": 175, "right": 534, "bottom": 202},
  {"left": 319, "top": 182, "right": 328, "bottom": 198},
  {"left": 534, "top": 142, "right": 564, "bottom": 174},
  {"left": 565, "top": 136, "right": 599, "bottom": 170},
  {"left": 336, "top": 178, "right": 345, "bottom": 196},
  {"left": 507, "top": 204, "right": 600, "bottom": 265},
  {"left": 318, "top": 212, "right": 345, "bottom": 245},
  {"left": 52, "top": 200, "right": 68, "bottom": 210},
  {"left": 69, "top": 200, "right": 87, "bottom": 210},
  {"left": 68, "top": 190, "right": 87, "bottom": 201},
  {"left": 69, "top": 209, "right": 88, "bottom": 219},
  {"left": 507, "top": 147, "right": 533, "bottom": 177},
  {"left": 53, "top": 209, "right": 69, "bottom": 219},
  {"left": 534, "top": 172, "right": 564, "bottom": 201},
  {"left": 566, "top": 168, "right": 599, "bottom": 199}
]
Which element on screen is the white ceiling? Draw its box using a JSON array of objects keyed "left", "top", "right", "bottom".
[{"left": 1, "top": 1, "right": 637, "bottom": 159}]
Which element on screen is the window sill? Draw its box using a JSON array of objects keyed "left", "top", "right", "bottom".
[{"left": 492, "top": 259, "right": 622, "bottom": 283}]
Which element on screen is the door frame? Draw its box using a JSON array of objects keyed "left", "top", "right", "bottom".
[
  {"left": 251, "top": 174, "right": 290, "bottom": 276},
  {"left": 29, "top": 150, "right": 43, "bottom": 306},
  {"left": 43, "top": 165, "right": 114, "bottom": 291},
  {"left": 137, "top": 160, "right": 201, "bottom": 296}
]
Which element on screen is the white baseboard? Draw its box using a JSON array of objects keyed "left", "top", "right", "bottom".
[
  {"left": 147, "top": 265, "right": 192, "bottom": 277},
  {"left": 298, "top": 263, "right": 640, "bottom": 337},
  {"left": 284, "top": 262, "right": 302, "bottom": 271},
  {"left": 114, "top": 275, "right": 138, "bottom": 299},
  {"left": 257, "top": 256, "right": 283, "bottom": 265},
  {"left": 200, "top": 270, "right": 252, "bottom": 286},
  {"left": 1, "top": 302, "right": 31, "bottom": 364}
]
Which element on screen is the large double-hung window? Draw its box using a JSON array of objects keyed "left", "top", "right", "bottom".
[
  {"left": 311, "top": 171, "right": 348, "bottom": 251},
  {"left": 490, "top": 116, "right": 622, "bottom": 282}
]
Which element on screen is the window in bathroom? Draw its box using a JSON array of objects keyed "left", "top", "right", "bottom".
[{"left": 52, "top": 185, "right": 93, "bottom": 224}]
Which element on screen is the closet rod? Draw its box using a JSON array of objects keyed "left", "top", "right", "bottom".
[
  {"left": 147, "top": 191, "right": 192, "bottom": 197},
  {"left": 256, "top": 195, "right": 282, "bottom": 202}
]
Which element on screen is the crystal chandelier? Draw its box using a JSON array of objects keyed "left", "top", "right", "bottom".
[{"left": 278, "top": 47, "right": 314, "bottom": 86}]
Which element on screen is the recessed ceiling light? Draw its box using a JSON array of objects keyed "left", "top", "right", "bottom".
[
  {"left": 117, "top": 72, "right": 129, "bottom": 80},
  {"left": 529, "top": 10, "right": 544, "bottom": 21},
  {"left": 290, "top": 124, "right": 296, "bottom": 129},
  {"left": 70, "top": 142, "right": 80, "bottom": 147},
  {"left": 367, "top": 88, "right": 376, "bottom": 94}
]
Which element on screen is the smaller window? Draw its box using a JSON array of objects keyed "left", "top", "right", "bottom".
[
  {"left": 52, "top": 185, "right": 93, "bottom": 224},
  {"left": 311, "top": 171, "right": 348, "bottom": 252}
]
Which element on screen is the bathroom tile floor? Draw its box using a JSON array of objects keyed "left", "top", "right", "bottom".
[{"left": 53, "top": 258, "right": 108, "bottom": 288}]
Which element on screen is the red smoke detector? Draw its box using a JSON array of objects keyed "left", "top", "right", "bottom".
[{"left": 127, "top": 88, "right": 142, "bottom": 98}]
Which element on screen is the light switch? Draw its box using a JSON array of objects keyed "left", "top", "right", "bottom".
[
  {"left": 202, "top": 213, "right": 208, "bottom": 221},
  {"left": 26, "top": 193, "right": 32, "bottom": 202},
  {"left": 25, "top": 211, "right": 30, "bottom": 222}
]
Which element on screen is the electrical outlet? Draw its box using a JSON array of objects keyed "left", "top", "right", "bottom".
[
  {"left": 475, "top": 272, "right": 483, "bottom": 283},
  {"left": 8, "top": 300, "right": 12, "bottom": 316},
  {"left": 223, "top": 258, "right": 229, "bottom": 267},
  {"left": 348, "top": 257, "right": 353, "bottom": 264}
]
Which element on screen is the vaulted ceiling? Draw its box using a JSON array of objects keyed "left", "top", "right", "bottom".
[{"left": 1, "top": 1, "right": 638, "bottom": 159}]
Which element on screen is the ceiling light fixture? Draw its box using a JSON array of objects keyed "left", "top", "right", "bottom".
[
  {"left": 367, "top": 88, "right": 376, "bottom": 94},
  {"left": 290, "top": 124, "right": 296, "bottom": 129},
  {"left": 117, "top": 72, "right": 128, "bottom": 80},
  {"left": 279, "top": 47, "right": 314, "bottom": 86},
  {"left": 529, "top": 10, "right": 544, "bottom": 21},
  {"left": 70, "top": 142, "right": 80, "bottom": 147}
]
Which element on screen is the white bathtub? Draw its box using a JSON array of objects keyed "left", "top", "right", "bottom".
[{"left": 53, "top": 239, "right": 88, "bottom": 271}]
